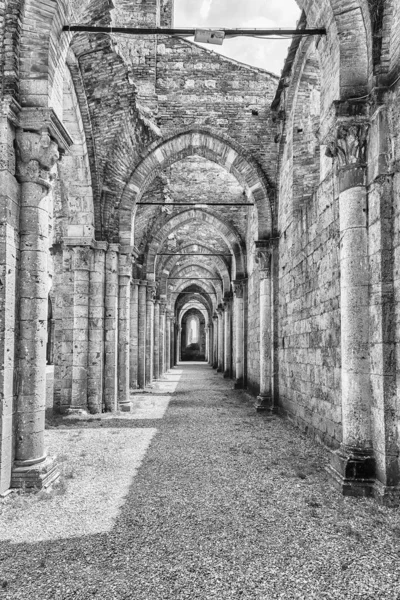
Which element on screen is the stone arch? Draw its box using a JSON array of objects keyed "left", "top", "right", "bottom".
[
  {"left": 118, "top": 128, "right": 273, "bottom": 244},
  {"left": 297, "top": 0, "right": 372, "bottom": 99},
  {"left": 291, "top": 40, "right": 321, "bottom": 217},
  {"left": 169, "top": 280, "right": 220, "bottom": 308},
  {"left": 144, "top": 209, "right": 245, "bottom": 280},
  {"left": 158, "top": 255, "right": 231, "bottom": 297},
  {"left": 174, "top": 288, "right": 215, "bottom": 317}
]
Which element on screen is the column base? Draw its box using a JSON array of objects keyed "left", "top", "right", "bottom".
[
  {"left": 326, "top": 447, "right": 375, "bottom": 498},
  {"left": 223, "top": 370, "right": 231, "bottom": 379},
  {"left": 373, "top": 480, "right": 400, "bottom": 506},
  {"left": 255, "top": 395, "right": 274, "bottom": 412},
  {"left": 234, "top": 378, "right": 244, "bottom": 389},
  {"left": 11, "top": 455, "right": 60, "bottom": 492},
  {"left": 66, "top": 407, "right": 88, "bottom": 416},
  {"left": 119, "top": 401, "right": 132, "bottom": 413}
]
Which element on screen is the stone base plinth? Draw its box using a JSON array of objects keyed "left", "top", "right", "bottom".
[
  {"left": 216, "top": 367, "right": 223, "bottom": 373},
  {"left": 119, "top": 402, "right": 132, "bottom": 412},
  {"left": 326, "top": 448, "right": 375, "bottom": 498},
  {"left": 255, "top": 395, "right": 274, "bottom": 412},
  {"left": 66, "top": 408, "right": 88, "bottom": 416},
  {"left": 223, "top": 370, "right": 231, "bottom": 379},
  {"left": 11, "top": 456, "right": 60, "bottom": 492},
  {"left": 373, "top": 480, "right": 400, "bottom": 506},
  {"left": 234, "top": 378, "right": 244, "bottom": 389}
]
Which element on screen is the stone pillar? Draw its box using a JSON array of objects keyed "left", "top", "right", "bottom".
[
  {"left": 129, "top": 280, "right": 140, "bottom": 389},
  {"left": 254, "top": 242, "right": 273, "bottom": 411},
  {"left": 171, "top": 317, "right": 176, "bottom": 367},
  {"left": 104, "top": 243, "right": 119, "bottom": 411},
  {"left": 212, "top": 314, "right": 218, "bottom": 369},
  {"left": 153, "top": 299, "right": 160, "bottom": 380},
  {"left": 217, "top": 305, "right": 224, "bottom": 372},
  {"left": 137, "top": 281, "right": 147, "bottom": 389},
  {"left": 325, "top": 121, "right": 375, "bottom": 496},
  {"left": 159, "top": 301, "right": 166, "bottom": 376},
  {"left": 87, "top": 242, "right": 107, "bottom": 414},
  {"left": 12, "top": 128, "right": 61, "bottom": 490},
  {"left": 165, "top": 311, "right": 171, "bottom": 371},
  {"left": 118, "top": 251, "right": 132, "bottom": 411},
  {"left": 206, "top": 325, "right": 211, "bottom": 364},
  {"left": 224, "top": 295, "right": 232, "bottom": 378},
  {"left": 177, "top": 325, "right": 181, "bottom": 363},
  {"left": 70, "top": 246, "right": 91, "bottom": 412},
  {"left": 233, "top": 280, "right": 245, "bottom": 388},
  {"left": 145, "top": 282, "right": 156, "bottom": 385}
]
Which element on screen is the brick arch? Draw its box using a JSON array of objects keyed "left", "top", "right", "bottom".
[
  {"left": 174, "top": 289, "right": 215, "bottom": 316},
  {"left": 158, "top": 254, "right": 231, "bottom": 297},
  {"left": 118, "top": 128, "right": 273, "bottom": 244},
  {"left": 144, "top": 209, "right": 245, "bottom": 280},
  {"left": 297, "top": 0, "right": 372, "bottom": 99},
  {"left": 169, "top": 280, "right": 221, "bottom": 308}
]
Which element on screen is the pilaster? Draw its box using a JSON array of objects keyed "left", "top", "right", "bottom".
[
  {"left": 104, "top": 243, "right": 120, "bottom": 411},
  {"left": 118, "top": 253, "right": 132, "bottom": 411},
  {"left": 254, "top": 241, "right": 273, "bottom": 412},
  {"left": 137, "top": 281, "right": 148, "bottom": 389},
  {"left": 130, "top": 279, "right": 140, "bottom": 389},
  {"left": 232, "top": 280, "right": 245, "bottom": 389}
]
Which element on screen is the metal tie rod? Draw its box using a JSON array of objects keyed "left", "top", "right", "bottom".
[
  {"left": 137, "top": 202, "right": 254, "bottom": 206},
  {"left": 168, "top": 277, "right": 220, "bottom": 280},
  {"left": 158, "top": 253, "right": 232, "bottom": 257},
  {"left": 63, "top": 25, "right": 326, "bottom": 36}
]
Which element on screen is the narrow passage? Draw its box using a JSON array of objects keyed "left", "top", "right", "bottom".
[{"left": 1, "top": 364, "right": 399, "bottom": 599}]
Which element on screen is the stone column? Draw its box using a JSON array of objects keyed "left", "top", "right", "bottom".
[
  {"left": 129, "top": 279, "right": 140, "bottom": 389},
  {"left": 206, "top": 325, "right": 211, "bottom": 364},
  {"left": 145, "top": 282, "right": 156, "bottom": 385},
  {"left": 176, "top": 325, "right": 182, "bottom": 362},
  {"left": 118, "top": 251, "right": 132, "bottom": 411},
  {"left": 223, "top": 295, "right": 233, "bottom": 378},
  {"left": 217, "top": 305, "right": 224, "bottom": 372},
  {"left": 165, "top": 311, "right": 171, "bottom": 371},
  {"left": 171, "top": 317, "right": 176, "bottom": 367},
  {"left": 233, "top": 280, "right": 245, "bottom": 388},
  {"left": 88, "top": 242, "right": 107, "bottom": 414},
  {"left": 159, "top": 301, "right": 166, "bottom": 376},
  {"left": 137, "top": 280, "right": 147, "bottom": 389},
  {"left": 12, "top": 128, "right": 61, "bottom": 490},
  {"left": 153, "top": 299, "right": 160, "bottom": 380},
  {"left": 212, "top": 314, "right": 218, "bottom": 369},
  {"left": 254, "top": 242, "right": 273, "bottom": 411},
  {"left": 325, "top": 121, "right": 375, "bottom": 496},
  {"left": 70, "top": 246, "right": 91, "bottom": 412},
  {"left": 104, "top": 244, "right": 119, "bottom": 411}
]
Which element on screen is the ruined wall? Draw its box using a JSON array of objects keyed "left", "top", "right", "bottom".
[{"left": 276, "top": 39, "right": 342, "bottom": 449}]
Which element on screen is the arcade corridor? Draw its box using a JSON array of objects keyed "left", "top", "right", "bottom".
[{"left": 1, "top": 364, "right": 399, "bottom": 599}]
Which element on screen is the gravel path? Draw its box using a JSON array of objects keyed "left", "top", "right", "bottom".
[{"left": 1, "top": 363, "right": 400, "bottom": 599}]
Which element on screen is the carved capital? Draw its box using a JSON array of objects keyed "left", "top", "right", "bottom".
[
  {"left": 147, "top": 282, "right": 157, "bottom": 302},
  {"left": 254, "top": 241, "right": 272, "bottom": 276},
  {"left": 232, "top": 280, "right": 245, "bottom": 298},
  {"left": 72, "top": 246, "right": 91, "bottom": 271},
  {"left": 160, "top": 302, "right": 167, "bottom": 315},
  {"left": 325, "top": 123, "right": 369, "bottom": 168},
  {"left": 15, "top": 129, "right": 59, "bottom": 189}
]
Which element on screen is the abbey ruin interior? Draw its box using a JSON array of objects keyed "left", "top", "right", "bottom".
[{"left": 1, "top": 0, "right": 400, "bottom": 510}]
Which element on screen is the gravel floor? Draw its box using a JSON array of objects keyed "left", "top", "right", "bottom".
[{"left": 1, "top": 363, "right": 400, "bottom": 599}]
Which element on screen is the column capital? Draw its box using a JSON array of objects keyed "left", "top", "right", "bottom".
[
  {"left": 212, "top": 313, "right": 218, "bottom": 321},
  {"left": 108, "top": 243, "right": 120, "bottom": 253},
  {"left": 139, "top": 279, "right": 148, "bottom": 287},
  {"left": 217, "top": 303, "right": 224, "bottom": 316},
  {"left": 131, "top": 278, "right": 141, "bottom": 286},
  {"left": 93, "top": 241, "right": 109, "bottom": 252},
  {"left": 160, "top": 302, "right": 167, "bottom": 315},
  {"left": 232, "top": 279, "right": 246, "bottom": 298},
  {"left": 15, "top": 129, "right": 60, "bottom": 189},
  {"left": 254, "top": 240, "right": 272, "bottom": 276},
  {"left": 72, "top": 246, "right": 91, "bottom": 270},
  {"left": 146, "top": 282, "right": 157, "bottom": 302}
]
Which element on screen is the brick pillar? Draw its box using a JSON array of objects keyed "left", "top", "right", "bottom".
[
  {"left": 145, "top": 282, "right": 156, "bottom": 384},
  {"left": 233, "top": 280, "right": 245, "bottom": 388},
  {"left": 104, "top": 243, "right": 119, "bottom": 411},
  {"left": 153, "top": 299, "right": 160, "bottom": 380},
  {"left": 118, "top": 251, "right": 132, "bottom": 410},
  {"left": 212, "top": 314, "right": 218, "bottom": 369},
  {"left": 165, "top": 311, "right": 171, "bottom": 370},
  {"left": 137, "top": 281, "right": 147, "bottom": 389},
  {"left": 12, "top": 129, "right": 61, "bottom": 490},
  {"left": 87, "top": 242, "right": 107, "bottom": 413},
  {"left": 254, "top": 242, "right": 273, "bottom": 411},
  {"left": 129, "top": 279, "right": 140, "bottom": 389},
  {"left": 325, "top": 121, "right": 375, "bottom": 496},
  {"left": 217, "top": 305, "right": 224, "bottom": 372},
  {"left": 159, "top": 301, "right": 166, "bottom": 376},
  {"left": 223, "top": 295, "right": 233, "bottom": 378}
]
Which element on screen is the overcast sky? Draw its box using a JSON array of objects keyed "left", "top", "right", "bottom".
[{"left": 174, "top": 0, "right": 301, "bottom": 75}]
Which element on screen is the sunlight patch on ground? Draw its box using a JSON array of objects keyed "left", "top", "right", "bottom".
[{"left": 0, "top": 428, "right": 157, "bottom": 544}]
